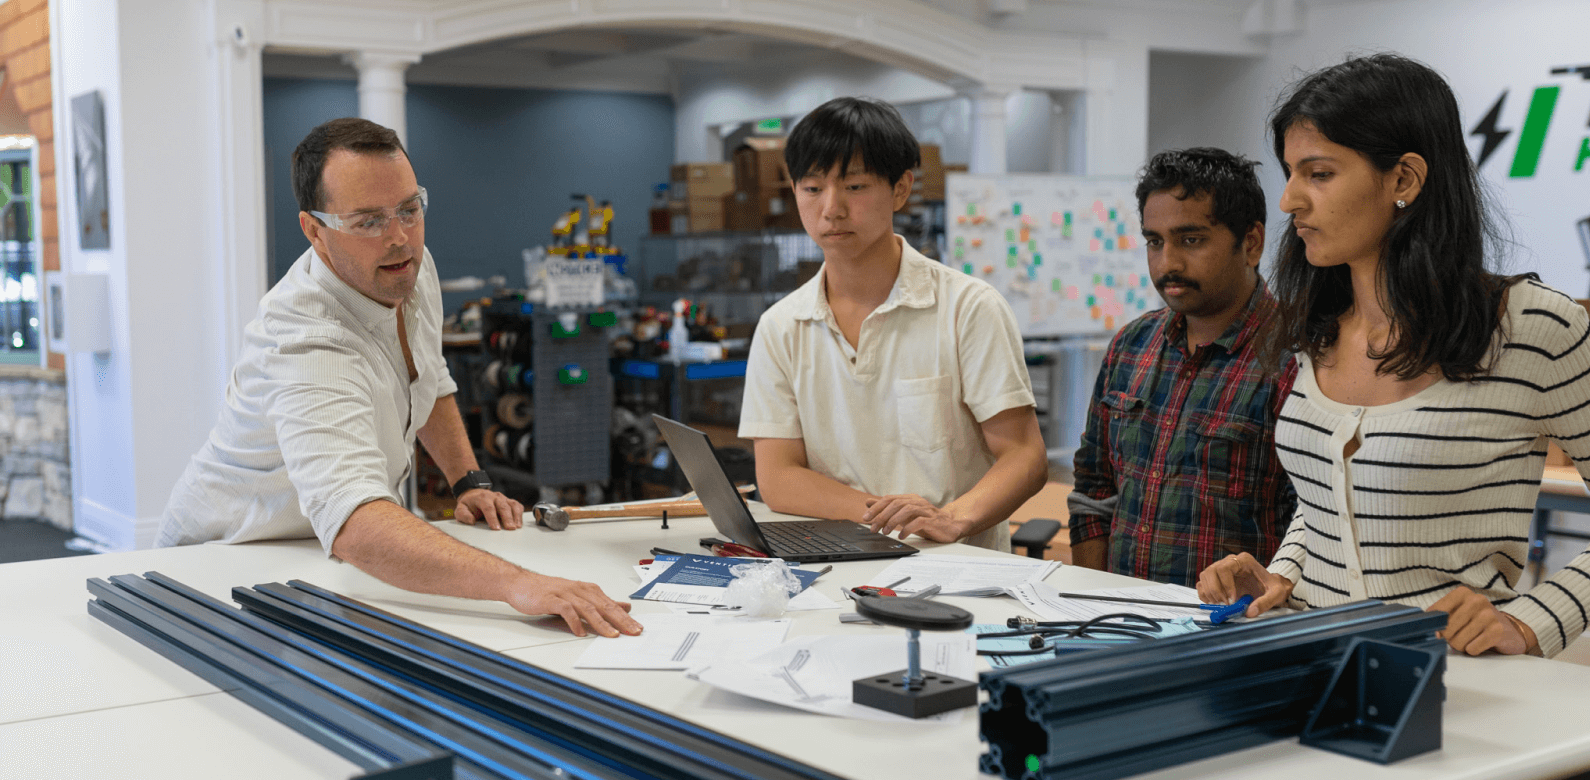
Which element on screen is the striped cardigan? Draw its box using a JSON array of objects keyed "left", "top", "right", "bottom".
[{"left": 1270, "top": 279, "right": 1590, "bottom": 657}]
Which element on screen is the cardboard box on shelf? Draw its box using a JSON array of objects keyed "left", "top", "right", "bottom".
[
  {"left": 723, "top": 188, "right": 800, "bottom": 232},
  {"left": 734, "top": 137, "right": 789, "bottom": 192},
  {"left": 669, "top": 162, "right": 734, "bottom": 202},
  {"left": 668, "top": 197, "right": 725, "bottom": 234},
  {"left": 913, "top": 143, "right": 945, "bottom": 201},
  {"left": 724, "top": 190, "right": 760, "bottom": 233}
]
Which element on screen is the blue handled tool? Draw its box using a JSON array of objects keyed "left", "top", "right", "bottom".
[{"left": 1056, "top": 593, "right": 1255, "bottom": 624}]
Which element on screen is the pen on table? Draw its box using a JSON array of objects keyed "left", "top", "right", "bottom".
[
  {"left": 650, "top": 547, "right": 686, "bottom": 557},
  {"left": 811, "top": 565, "right": 833, "bottom": 580}
]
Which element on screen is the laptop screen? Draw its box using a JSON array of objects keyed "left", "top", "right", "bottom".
[{"left": 652, "top": 415, "right": 772, "bottom": 553}]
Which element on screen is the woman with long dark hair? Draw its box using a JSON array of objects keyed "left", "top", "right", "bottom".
[{"left": 1197, "top": 53, "right": 1590, "bottom": 658}]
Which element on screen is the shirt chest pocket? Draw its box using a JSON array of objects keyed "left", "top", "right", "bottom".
[
  {"left": 895, "top": 375, "right": 953, "bottom": 452},
  {"left": 1185, "top": 409, "right": 1266, "bottom": 499},
  {"left": 1102, "top": 391, "right": 1148, "bottom": 478}
]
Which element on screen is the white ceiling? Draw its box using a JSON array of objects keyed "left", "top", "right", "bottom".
[{"left": 263, "top": 27, "right": 847, "bottom": 94}]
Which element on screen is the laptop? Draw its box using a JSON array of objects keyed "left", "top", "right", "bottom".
[{"left": 653, "top": 415, "right": 919, "bottom": 563}]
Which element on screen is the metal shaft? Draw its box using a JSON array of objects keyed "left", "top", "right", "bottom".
[
  {"left": 1057, "top": 592, "right": 1204, "bottom": 609},
  {"left": 903, "top": 629, "right": 923, "bottom": 689}
]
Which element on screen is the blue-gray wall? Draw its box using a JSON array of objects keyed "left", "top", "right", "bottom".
[{"left": 262, "top": 78, "right": 675, "bottom": 309}]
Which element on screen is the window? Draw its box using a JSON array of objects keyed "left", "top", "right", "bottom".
[{"left": 0, "top": 146, "right": 39, "bottom": 363}]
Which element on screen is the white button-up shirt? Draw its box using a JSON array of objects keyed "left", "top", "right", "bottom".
[
  {"left": 158, "top": 246, "right": 457, "bottom": 555},
  {"left": 739, "top": 236, "right": 1035, "bottom": 551}
]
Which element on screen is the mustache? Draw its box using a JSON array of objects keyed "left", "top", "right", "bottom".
[
  {"left": 382, "top": 248, "right": 417, "bottom": 265},
  {"left": 1154, "top": 274, "right": 1200, "bottom": 291}
]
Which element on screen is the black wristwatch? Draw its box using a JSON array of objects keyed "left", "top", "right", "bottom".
[{"left": 451, "top": 470, "right": 493, "bottom": 498}]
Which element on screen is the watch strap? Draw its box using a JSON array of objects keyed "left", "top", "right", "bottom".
[{"left": 451, "top": 470, "right": 492, "bottom": 498}]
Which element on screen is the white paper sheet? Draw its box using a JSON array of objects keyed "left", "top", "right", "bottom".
[
  {"left": 863, "top": 555, "right": 1060, "bottom": 596},
  {"left": 1012, "top": 581, "right": 1214, "bottom": 622},
  {"left": 657, "top": 587, "right": 839, "bottom": 613},
  {"left": 688, "top": 633, "right": 976, "bottom": 722},
  {"left": 574, "top": 614, "right": 791, "bottom": 670}
]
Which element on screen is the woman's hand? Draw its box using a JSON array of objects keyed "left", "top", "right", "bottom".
[
  {"left": 1428, "top": 586, "right": 1537, "bottom": 655},
  {"left": 1196, "top": 552, "right": 1295, "bottom": 618}
]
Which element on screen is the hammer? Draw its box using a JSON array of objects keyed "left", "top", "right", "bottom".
[{"left": 530, "top": 485, "right": 755, "bottom": 531}]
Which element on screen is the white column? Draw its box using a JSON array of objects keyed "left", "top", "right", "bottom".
[
  {"left": 344, "top": 51, "right": 421, "bottom": 145},
  {"left": 964, "top": 86, "right": 1013, "bottom": 175},
  {"left": 209, "top": 0, "right": 267, "bottom": 369}
]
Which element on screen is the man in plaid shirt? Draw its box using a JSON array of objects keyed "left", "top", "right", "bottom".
[{"left": 1069, "top": 148, "right": 1297, "bottom": 587}]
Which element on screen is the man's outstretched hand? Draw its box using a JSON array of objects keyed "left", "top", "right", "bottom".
[{"left": 506, "top": 572, "right": 642, "bottom": 638}]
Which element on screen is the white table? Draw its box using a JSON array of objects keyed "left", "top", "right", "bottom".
[{"left": 5, "top": 505, "right": 1590, "bottom": 780}]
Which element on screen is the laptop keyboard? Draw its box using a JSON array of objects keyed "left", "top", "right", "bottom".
[{"left": 762, "top": 522, "right": 865, "bottom": 554}]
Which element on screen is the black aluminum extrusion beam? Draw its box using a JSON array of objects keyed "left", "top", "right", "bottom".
[
  {"left": 92, "top": 572, "right": 846, "bottom": 780},
  {"left": 86, "top": 577, "right": 467, "bottom": 778},
  {"left": 128, "top": 572, "right": 641, "bottom": 779},
  {"left": 977, "top": 600, "right": 1447, "bottom": 780},
  {"left": 234, "top": 577, "right": 845, "bottom": 780},
  {"left": 93, "top": 573, "right": 622, "bottom": 780}
]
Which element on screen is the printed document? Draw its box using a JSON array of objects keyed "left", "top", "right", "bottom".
[
  {"left": 863, "top": 554, "right": 1059, "bottom": 597},
  {"left": 575, "top": 613, "right": 791, "bottom": 670},
  {"left": 689, "top": 633, "right": 976, "bottom": 723}
]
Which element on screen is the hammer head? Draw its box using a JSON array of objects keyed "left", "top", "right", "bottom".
[{"left": 531, "top": 503, "right": 570, "bottom": 531}]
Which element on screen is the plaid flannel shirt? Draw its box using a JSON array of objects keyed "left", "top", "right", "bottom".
[{"left": 1070, "top": 280, "right": 1298, "bottom": 587}]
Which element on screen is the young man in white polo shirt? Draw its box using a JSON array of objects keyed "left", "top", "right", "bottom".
[{"left": 738, "top": 97, "right": 1047, "bottom": 551}]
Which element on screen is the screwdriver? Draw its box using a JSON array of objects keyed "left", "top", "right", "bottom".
[{"left": 1057, "top": 593, "right": 1255, "bottom": 624}]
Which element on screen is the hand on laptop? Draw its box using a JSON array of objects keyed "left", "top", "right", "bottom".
[{"left": 863, "top": 494, "right": 965, "bottom": 543}]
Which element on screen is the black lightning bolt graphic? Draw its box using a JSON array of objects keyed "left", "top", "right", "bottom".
[{"left": 1470, "top": 90, "right": 1512, "bottom": 169}]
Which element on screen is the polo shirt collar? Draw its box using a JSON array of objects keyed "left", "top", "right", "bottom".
[
  {"left": 308, "top": 248, "right": 415, "bottom": 329},
  {"left": 793, "top": 235, "right": 938, "bottom": 322}
]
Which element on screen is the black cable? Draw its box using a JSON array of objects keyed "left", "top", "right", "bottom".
[{"left": 977, "top": 613, "right": 1167, "bottom": 657}]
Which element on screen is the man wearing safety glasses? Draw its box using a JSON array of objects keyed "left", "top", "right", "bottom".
[{"left": 157, "top": 118, "right": 642, "bottom": 640}]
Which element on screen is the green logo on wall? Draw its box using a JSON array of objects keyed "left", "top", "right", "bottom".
[{"left": 1470, "top": 64, "right": 1590, "bottom": 177}]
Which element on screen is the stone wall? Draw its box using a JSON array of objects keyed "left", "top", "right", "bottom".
[{"left": 0, "top": 365, "right": 69, "bottom": 531}]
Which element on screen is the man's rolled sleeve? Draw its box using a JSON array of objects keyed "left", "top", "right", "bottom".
[
  {"left": 739, "top": 320, "right": 803, "bottom": 440},
  {"left": 1067, "top": 503, "right": 1112, "bottom": 545},
  {"left": 956, "top": 286, "right": 1036, "bottom": 423},
  {"left": 262, "top": 340, "right": 405, "bottom": 556}
]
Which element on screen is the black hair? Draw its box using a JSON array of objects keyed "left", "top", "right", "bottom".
[
  {"left": 1267, "top": 53, "right": 1528, "bottom": 381},
  {"left": 292, "top": 117, "right": 407, "bottom": 214},
  {"left": 784, "top": 97, "right": 920, "bottom": 185},
  {"left": 1135, "top": 147, "right": 1266, "bottom": 245}
]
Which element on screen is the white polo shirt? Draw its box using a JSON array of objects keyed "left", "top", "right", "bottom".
[{"left": 739, "top": 236, "right": 1034, "bottom": 551}]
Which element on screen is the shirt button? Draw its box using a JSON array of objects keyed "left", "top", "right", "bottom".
[
  {"left": 1349, "top": 570, "right": 1361, "bottom": 580},
  {"left": 1352, "top": 408, "right": 1363, "bottom": 418}
]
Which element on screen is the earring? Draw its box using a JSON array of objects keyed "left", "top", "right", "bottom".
[{"left": 1396, "top": 200, "right": 1407, "bottom": 209}]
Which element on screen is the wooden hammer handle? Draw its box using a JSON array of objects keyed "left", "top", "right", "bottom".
[{"left": 563, "top": 501, "right": 708, "bottom": 519}]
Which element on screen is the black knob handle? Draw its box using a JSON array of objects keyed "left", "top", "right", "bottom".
[{"left": 854, "top": 596, "right": 973, "bottom": 631}]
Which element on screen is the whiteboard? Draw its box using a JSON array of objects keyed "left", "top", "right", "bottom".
[{"left": 945, "top": 173, "right": 1162, "bottom": 338}]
